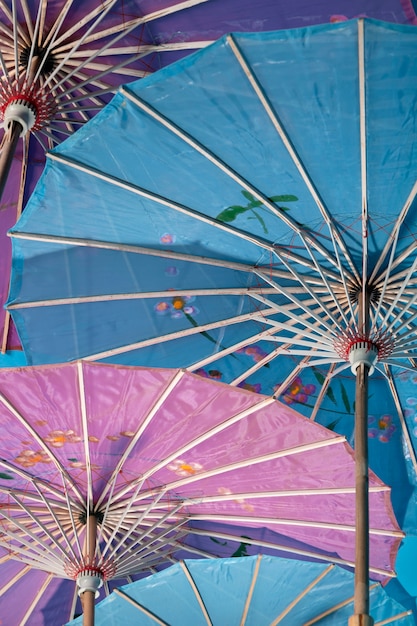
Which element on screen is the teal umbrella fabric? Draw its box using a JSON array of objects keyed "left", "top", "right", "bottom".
[{"left": 66, "top": 555, "right": 415, "bottom": 625}]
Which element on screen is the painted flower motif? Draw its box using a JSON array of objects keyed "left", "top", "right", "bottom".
[
  {"left": 120, "top": 431, "right": 135, "bottom": 438},
  {"left": 165, "top": 265, "right": 179, "bottom": 276},
  {"left": 218, "top": 487, "right": 255, "bottom": 512},
  {"left": 237, "top": 381, "right": 262, "bottom": 394},
  {"left": 237, "top": 345, "right": 268, "bottom": 363},
  {"left": 195, "top": 368, "right": 223, "bottom": 380},
  {"left": 368, "top": 415, "right": 396, "bottom": 443},
  {"left": 88, "top": 436, "right": 99, "bottom": 443},
  {"left": 275, "top": 377, "right": 316, "bottom": 405},
  {"left": 160, "top": 233, "right": 175, "bottom": 245},
  {"left": 168, "top": 459, "right": 203, "bottom": 476},
  {"left": 44, "top": 430, "right": 82, "bottom": 448},
  {"left": 15, "top": 450, "right": 52, "bottom": 467},
  {"left": 107, "top": 435, "right": 120, "bottom": 441},
  {"left": 154, "top": 295, "right": 198, "bottom": 319}
]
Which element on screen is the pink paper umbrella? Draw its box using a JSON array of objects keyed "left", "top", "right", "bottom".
[{"left": 0, "top": 361, "right": 402, "bottom": 624}]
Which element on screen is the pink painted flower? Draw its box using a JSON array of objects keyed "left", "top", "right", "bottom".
[{"left": 368, "top": 415, "right": 396, "bottom": 442}]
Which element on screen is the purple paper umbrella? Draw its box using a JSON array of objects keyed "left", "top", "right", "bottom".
[{"left": 0, "top": 361, "right": 403, "bottom": 624}]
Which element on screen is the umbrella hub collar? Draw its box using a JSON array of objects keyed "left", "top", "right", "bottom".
[
  {"left": 0, "top": 83, "right": 57, "bottom": 135},
  {"left": 348, "top": 339, "right": 379, "bottom": 375},
  {"left": 76, "top": 566, "right": 104, "bottom": 599},
  {"left": 334, "top": 331, "right": 395, "bottom": 375}
]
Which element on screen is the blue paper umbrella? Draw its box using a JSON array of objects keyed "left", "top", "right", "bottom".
[
  {"left": 66, "top": 555, "right": 415, "bottom": 625},
  {"left": 7, "top": 19, "right": 417, "bottom": 621}
]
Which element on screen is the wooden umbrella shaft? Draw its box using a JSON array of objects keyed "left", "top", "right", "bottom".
[
  {"left": 81, "top": 514, "right": 97, "bottom": 626},
  {"left": 349, "top": 362, "right": 374, "bottom": 626},
  {"left": 0, "top": 121, "right": 22, "bottom": 201}
]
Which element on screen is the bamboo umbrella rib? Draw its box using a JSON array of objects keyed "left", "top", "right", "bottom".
[
  {"left": 121, "top": 86, "right": 350, "bottom": 278},
  {"left": 309, "top": 363, "right": 337, "bottom": 421},
  {"left": 46, "top": 152, "right": 290, "bottom": 257},
  {"left": 108, "top": 509, "right": 188, "bottom": 571},
  {"left": 0, "top": 461, "right": 83, "bottom": 508},
  {"left": 39, "top": 0, "right": 74, "bottom": 50},
  {"left": 0, "top": 534, "right": 66, "bottom": 574},
  {"left": 99, "top": 487, "right": 169, "bottom": 563},
  {"left": 148, "top": 438, "right": 347, "bottom": 496},
  {"left": 45, "top": 0, "right": 208, "bottom": 93},
  {"left": 379, "top": 256, "right": 417, "bottom": 331},
  {"left": 11, "top": 0, "right": 19, "bottom": 75},
  {"left": 181, "top": 560, "right": 213, "bottom": 625},
  {"left": 77, "top": 362, "right": 93, "bottom": 510},
  {"left": 52, "top": 0, "right": 209, "bottom": 52},
  {"left": 253, "top": 268, "right": 344, "bottom": 329},
  {"left": 375, "top": 612, "right": 414, "bottom": 625},
  {"left": 64, "top": 41, "right": 210, "bottom": 59},
  {"left": 0, "top": 392, "right": 84, "bottom": 504},
  {"left": 188, "top": 514, "right": 403, "bottom": 538},
  {"left": 270, "top": 563, "right": 335, "bottom": 625},
  {"left": 384, "top": 364, "right": 417, "bottom": 475},
  {"left": 96, "top": 369, "right": 185, "bottom": 508},
  {"left": 0, "top": 564, "right": 31, "bottom": 597},
  {"left": 7, "top": 492, "right": 76, "bottom": 563},
  {"left": 113, "top": 589, "right": 169, "bottom": 625},
  {"left": 0, "top": 49, "right": 12, "bottom": 85},
  {"left": 6, "top": 287, "right": 281, "bottom": 309},
  {"left": 15, "top": 0, "right": 33, "bottom": 39},
  {"left": 41, "top": 0, "right": 120, "bottom": 90},
  {"left": 303, "top": 583, "right": 380, "bottom": 625},
  {"left": 226, "top": 33, "right": 359, "bottom": 283},
  {"left": 370, "top": 179, "right": 417, "bottom": 284},
  {"left": 249, "top": 288, "right": 339, "bottom": 338},
  {"left": 20, "top": 573, "right": 54, "bottom": 626},
  {"left": 186, "top": 528, "right": 394, "bottom": 578},
  {"left": 358, "top": 19, "right": 368, "bottom": 306},
  {"left": 239, "top": 554, "right": 262, "bottom": 626},
  {"left": 79, "top": 307, "right": 278, "bottom": 375},
  {"left": 24, "top": 0, "right": 43, "bottom": 83},
  {"left": 108, "top": 396, "right": 278, "bottom": 505},
  {"left": 7, "top": 230, "right": 335, "bottom": 284},
  {"left": 31, "top": 479, "right": 79, "bottom": 561},
  {"left": 179, "top": 486, "right": 390, "bottom": 505}
]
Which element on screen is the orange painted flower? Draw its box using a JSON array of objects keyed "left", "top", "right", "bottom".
[
  {"left": 168, "top": 459, "right": 203, "bottom": 476},
  {"left": 218, "top": 487, "right": 255, "bottom": 512},
  {"left": 15, "top": 450, "right": 52, "bottom": 467},
  {"left": 44, "top": 429, "right": 82, "bottom": 448}
]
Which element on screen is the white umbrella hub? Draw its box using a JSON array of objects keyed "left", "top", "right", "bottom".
[
  {"left": 333, "top": 331, "right": 395, "bottom": 375},
  {"left": 0, "top": 83, "right": 57, "bottom": 134}
]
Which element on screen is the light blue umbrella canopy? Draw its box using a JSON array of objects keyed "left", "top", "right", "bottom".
[{"left": 66, "top": 555, "right": 415, "bottom": 625}]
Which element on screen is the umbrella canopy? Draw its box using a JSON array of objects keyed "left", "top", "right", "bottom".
[
  {"left": 66, "top": 555, "right": 415, "bottom": 626},
  {"left": 6, "top": 0, "right": 389, "bottom": 354},
  {"left": 0, "top": 361, "right": 402, "bottom": 624},
  {"left": 1, "top": 1, "right": 416, "bottom": 355},
  {"left": 7, "top": 15, "right": 417, "bottom": 526}
]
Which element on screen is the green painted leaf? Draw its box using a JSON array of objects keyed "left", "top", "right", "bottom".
[
  {"left": 0, "top": 472, "right": 14, "bottom": 480},
  {"left": 241, "top": 190, "right": 257, "bottom": 202},
  {"left": 312, "top": 368, "right": 325, "bottom": 385},
  {"left": 268, "top": 195, "right": 298, "bottom": 202},
  {"left": 340, "top": 382, "right": 351, "bottom": 414},
  {"left": 216, "top": 205, "right": 248, "bottom": 222},
  {"left": 326, "top": 419, "right": 341, "bottom": 431},
  {"left": 251, "top": 209, "right": 268, "bottom": 234},
  {"left": 326, "top": 386, "right": 337, "bottom": 405},
  {"left": 209, "top": 537, "right": 227, "bottom": 546}
]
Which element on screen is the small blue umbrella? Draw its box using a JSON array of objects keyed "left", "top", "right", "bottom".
[{"left": 66, "top": 555, "right": 415, "bottom": 625}]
